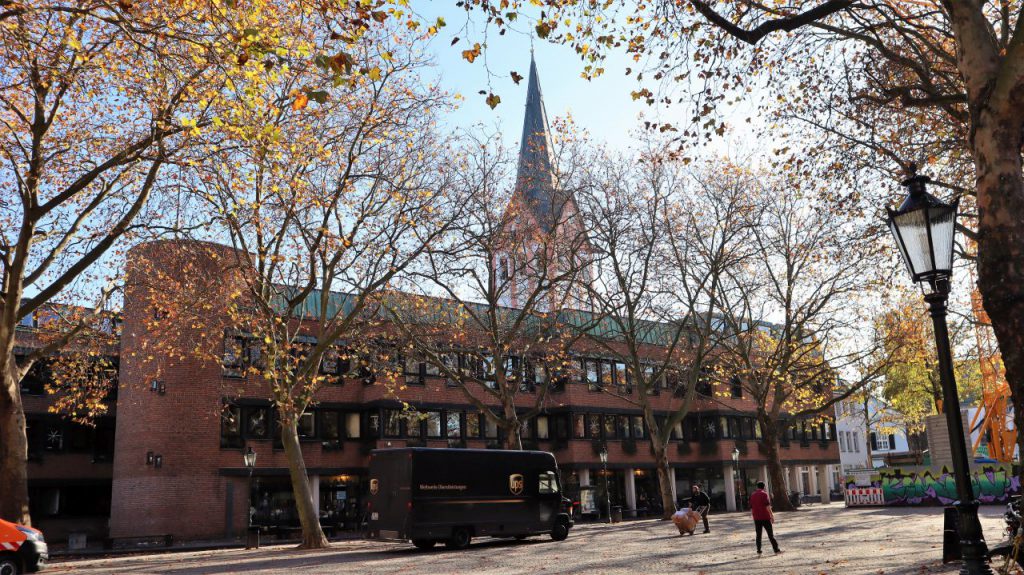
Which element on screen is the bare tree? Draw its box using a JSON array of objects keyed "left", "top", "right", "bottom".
[
  {"left": 574, "top": 151, "right": 757, "bottom": 518},
  {"left": 386, "top": 131, "right": 595, "bottom": 450},
  {"left": 715, "top": 176, "right": 897, "bottom": 511}
]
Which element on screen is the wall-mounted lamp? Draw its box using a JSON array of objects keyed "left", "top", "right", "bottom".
[
  {"left": 149, "top": 380, "right": 166, "bottom": 395},
  {"left": 146, "top": 451, "right": 154, "bottom": 465},
  {"left": 153, "top": 454, "right": 163, "bottom": 468}
]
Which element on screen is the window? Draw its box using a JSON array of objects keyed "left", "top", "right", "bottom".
[
  {"left": 702, "top": 418, "right": 717, "bottom": 439},
  {"left": 584, "top": 359, "right": 601, "bottom": 391},
  {"left": 603, "top": 415, "right": 617, "bottom": 439},
  {"left": 741, "top": 418, "right": 754, "bottom": 439},
  {"left": 824, "top": 424, "right": 833, "bottom": 440},
  {"left": 244, "top": 406, "right": 270, "bottom": 439},
  {"left": 587, "top": 414, "right": 602, "bottom": 438},
  {"left": 345, "top": 413, "right": 361, "bottom": 439},
  {"left": 404, "top": 355, "right": 424, "bottom": 385},
  {"left": 754, "top": 420, "right": 762, "bottom": 439},
  {"left": 616, "top": 415, "right": 630, "bottom": 439},
  {"left": 426, "top": 412, "right": 442, "bottom": 438},
  {"left": 321, "top": 411, "right": 341, "bottom": 447},
  {"left": 614, "top": 362, "right": 629, "bottom": 393},
  {"left": 632, "top": 416, "right": 645, "bottom": 439},
  {"left": 520, "top": 419, "right": 534, "bottom": 440},
  {"left": 537, "top": 415, "right": 550, "bottom": 439},
  {"left": 573, "top": 414, "right": 586, "bottom": 438},
  {"left": 383, "top": 410, "right": 401, "bottom": 437},
  {"left": 356, "top": 357, "right": 376, "bottom": 385},
  {"left": 670, "top": 421, "right": 683, "bottom": 440},
  {"left": 730, "top": 376, "right": 743, "bottom": 398},
  {"left": 484, "top": 416, "right": 498, "bottom": 439},
  {"left": 505, "top": 356, "right": 521, "bottom": 386},
  {"left": 321, "top": 347, "right": 348, "bottom": 379},
  {"left": 221, "top": 405, "right": 243, "bottom": 448},
  {"left": 839, "top": 432, "right": 846, "bottom": 452},
  {"left": 446, "top": 412, "right": 462, "bottom": 438},
  {"left": 600, "top": 361, "right": 616, "bottom": 389},
  {"left": 696, "top": 368, "right": 713, "bottom": 397},
  {"left": 467, "top": 413, "right": 481, "bottom": 438},
  {"left": 442, "top": 352, "right": 460, "bottom": 386},
  {"left": 406, "top": 414, "right": 422, "bottom": 437},
  {"left": 719, "top": 416, "right": 731, "bottom": 439},
  {"left": 852, "top": 432, "right": 859, "bottom": 452},
  {"left": 298, "top": 412, "right": 316, "bottom": 439},
  {"left": 539, "top": 471, "right": 559, "bottom": 494},
  {"left": 223, "top": 335, "right": 245, "bottom": 377}
]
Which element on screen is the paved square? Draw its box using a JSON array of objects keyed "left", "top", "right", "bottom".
[{"left": 46, "top": 505, "right": 1011, "bottom": 574}]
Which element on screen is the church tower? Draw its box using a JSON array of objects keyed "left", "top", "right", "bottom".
[{"left": 496, "top": 55, "right": 591, "bottom": 310}]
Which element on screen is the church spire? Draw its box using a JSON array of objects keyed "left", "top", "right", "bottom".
[{"left": 515, "top": 55, "right": 562, "bottom": 233}]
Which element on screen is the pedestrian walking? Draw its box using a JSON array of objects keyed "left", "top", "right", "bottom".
[
  {"left": 749, "top": 481, "right": 781, "bottom": 556},
  {"left": 689, "top": 484, "right": 711, "bottom": 534}
]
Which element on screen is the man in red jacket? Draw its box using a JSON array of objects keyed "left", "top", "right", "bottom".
[{"left": 749, "top": 481, "right": 781, "bottom": 555}]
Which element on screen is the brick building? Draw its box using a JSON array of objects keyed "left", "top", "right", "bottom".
[{"left": 20, "top": 57, "right": 839, "bottom": 544}]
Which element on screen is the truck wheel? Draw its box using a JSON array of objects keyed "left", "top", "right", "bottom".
[
  {"left": 550, "top": 521, "right": 569, "bottom": 542},
  {"left": 412, "top": 539, "right": 435, "bottom": 550},
  {"left": 446, "top": 528, "right": 471, "bottom": 550},
  {"left": 0, "top": 555, "right": 20, "bottom": 575}
]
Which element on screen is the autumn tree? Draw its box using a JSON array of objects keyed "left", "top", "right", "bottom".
[
  {"left": 167, "top": 23, "right": 458, "bottom": 548},
  {"left": 0, "top": 0, "right": 269, "bottom": 525},
  {"left": 385, "top": 125, "right": 595, "bottom": 451},
  {"left": 715, "top": 173, "right": 896, "bottom": 511}
]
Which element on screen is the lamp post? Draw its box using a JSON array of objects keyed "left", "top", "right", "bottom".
[
  {"left": 731, "top": 447, "right": 741, "bottom": 511},
  {"left": 599, "top": 447, "right": 611, "bottom": 524},
  {"left": 885, "top": 167, "right": 991, "bottom": 575},
  {"left": 244, "top": 446, "right": 257, "bottom": 525}
]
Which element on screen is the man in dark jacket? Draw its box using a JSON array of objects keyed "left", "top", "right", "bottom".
[{"left": 689, "top": 484, "right": 711, "bottom": 533}]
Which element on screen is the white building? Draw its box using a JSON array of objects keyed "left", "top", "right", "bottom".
[{"left": 834, "top": 395, "right": 915, "bottom": 470}]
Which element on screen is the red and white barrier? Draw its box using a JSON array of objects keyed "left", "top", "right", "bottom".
[{"left": 845, "top": 487, "right": 885, "bottom": 506}]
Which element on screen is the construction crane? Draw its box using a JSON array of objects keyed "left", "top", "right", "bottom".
[{"left": 967, "top": 280, "right": 1015, "bottom": 461}]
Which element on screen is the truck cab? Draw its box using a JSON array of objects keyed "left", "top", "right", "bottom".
[{"left": 0, "top": 518, "right": 48, "bottom": 574}]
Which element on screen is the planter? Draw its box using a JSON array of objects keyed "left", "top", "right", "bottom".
[
  {"left": 734, "top": 440, "right": 748, "bottom": 456},
  {"left": 622, "top": 440, "right": 638, "bottom": 455},
  {"left": 699, "top": 441, "right": 718, "bottom": 455},
  {"left": 676, "top": 442, "right": 693, "bottom": 455},
  {"left": 591, "top": 440, "right": 607, "bottom": 455}
]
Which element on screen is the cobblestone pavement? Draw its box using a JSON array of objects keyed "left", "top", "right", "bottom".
[{"left": 46, "top": 505, "right": 1012, "bottom": 575}]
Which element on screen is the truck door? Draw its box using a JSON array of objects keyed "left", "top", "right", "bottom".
[{"left": 537, "top": 470, "right": 561, "bottom": 525}]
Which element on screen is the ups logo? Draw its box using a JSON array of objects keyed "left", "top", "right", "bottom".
[
  {"left": 509, "top": 473, "right": 524, "bottom": 495},
  {"left": 370, "top": 478, "right": 379, "bottom": 495}
]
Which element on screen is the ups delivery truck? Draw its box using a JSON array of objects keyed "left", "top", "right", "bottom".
[{"left": 366, "top": 448, "right": 573, "bottom": 549}]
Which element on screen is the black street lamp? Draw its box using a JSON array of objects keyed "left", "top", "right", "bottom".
[
  {"left": 244, "top": 446, "right": 257, "bottom": 525},
  {"left": 731, "top": 447, "right": 741, "bottom": 511},
  {"left": 886, "top": 167, "right": 991, "bottom": 575},
  {"left": 599, "top": 447, "right": 611, "bottom": 524}
]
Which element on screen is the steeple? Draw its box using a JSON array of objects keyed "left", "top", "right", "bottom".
[{"left": 515, "top": 55, "right": 563, "bottom": 233}]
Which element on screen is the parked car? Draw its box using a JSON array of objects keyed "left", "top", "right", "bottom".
[
  {"left": 0, "top": 518, "right": 48, "bottom": 574},
  {"left": 366, "top": 448, "right": 573, "bottom": 549}
]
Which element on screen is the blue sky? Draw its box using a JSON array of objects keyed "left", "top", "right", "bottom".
[
  {"left": 413, "top": 1, "right": 763, "bottom": 158},
  {"left": 415, "top": 2, "right": 680, "bottom": 153}
]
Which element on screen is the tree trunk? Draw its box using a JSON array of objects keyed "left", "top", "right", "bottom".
[
  {"left": 280, "top": 417, "right": 329, "bottom": 549},
  {"left": 969, "top": 117, "right": 1024, "bottom": 484},
  {"left": 0, "top": 355, "right": 31, "bottom": 525},
  {"left": 650, "top": 436, "right": 676, "bottom": 519},
  {"left": 759, "top": 415, "right": 793, "bottom": 512},
  {"left": 502, "top": 402, "right": 522, "bottom": 450},
  {"left": 503, "top": 421, "right": 522, "bottom": 450}
]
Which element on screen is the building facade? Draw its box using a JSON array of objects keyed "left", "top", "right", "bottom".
[{"left": 20, "top": 58, "right": 840, "bottom": 544}]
